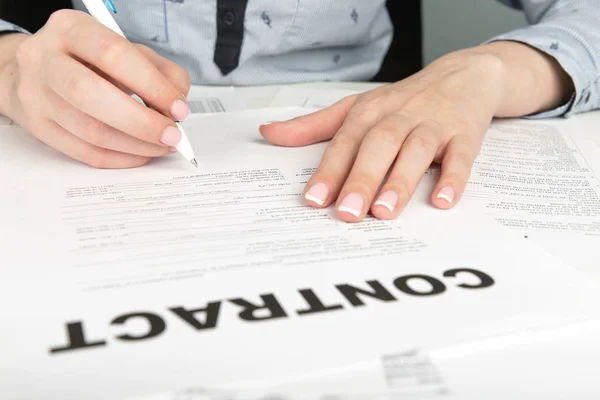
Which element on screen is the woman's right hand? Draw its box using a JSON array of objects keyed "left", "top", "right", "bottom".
[{"left": 0, "top": 10, "right": 191, "bottom": 168}]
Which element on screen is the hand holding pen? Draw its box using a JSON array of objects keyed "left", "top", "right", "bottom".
[
  {"left": 0, "top": 0, "right": 196, "bottom": 168},
  {"left": 82, "top": 0, "right": 197, "bottom": 167}
]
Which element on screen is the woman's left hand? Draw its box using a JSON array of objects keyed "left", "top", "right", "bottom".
[{"left": 260, "top": 48, "right": 508, "bottom": 222}]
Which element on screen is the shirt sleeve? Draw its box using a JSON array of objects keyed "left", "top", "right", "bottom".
[
  {"left": 0, "top": 19, "right": 30, "bottom": 35},
  {"left": 490, "top": 0, "right": 600, "bottom": 118}
]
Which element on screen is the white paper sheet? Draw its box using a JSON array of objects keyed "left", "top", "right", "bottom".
[
  {"left": 0, "top": 115, "right": 11, "bottom": 126},
  {"left": 1, "top": 109, "right": 599, "bottom": 400},
  {"left": 268, "top": 87, "right": 360, "bottom": 109},
  {"left": 186, "top": 86, "right": 246, "bottom": 113},
  {"left": 265, "top": 87, "right": 600, "bottom": 279},
  {"left": 460, "top": 119, "right": 600, "bottom": 280},
  {"left": 135, "top": 320, "right": 600, "bottom": 400}
]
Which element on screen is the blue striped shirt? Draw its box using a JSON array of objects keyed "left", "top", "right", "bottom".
[{"left": 1, "top": 0, "right": 599, "bottom": 117}]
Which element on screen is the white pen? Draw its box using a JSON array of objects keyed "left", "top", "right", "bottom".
[{"left": 81, "top": 0, "right": 198, "bottom": 168}]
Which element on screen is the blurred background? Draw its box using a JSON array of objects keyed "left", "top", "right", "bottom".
[{"left": 423, "top": 0, "right": 526, "bottom": 64}]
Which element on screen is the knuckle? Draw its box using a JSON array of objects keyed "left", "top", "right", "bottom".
[
  {"left": 98, "top": 38, "right": 129, "bottom": 67},
  {"left": 447, "top": 150, "right": 473, "bottom": 167},
  {"left": 406, "top": 133, "right": 438, "bottom": 155},
  {"left": 351, "top": 97, "right": 383, "bottom": 120},
  {"left": 134, "top": 111, "right": 164, "bottom": 142},
  {"left": 367, "top": 125, "right": 400, "bottom": 148},
  {"left": 47, "top": 9, "right": 78, "bottom": 32},
  {"left": 63, "top": 74, "right": 93, "bottom": 103},
  {"left": 417, "top": 117, "right": 443, "bottom": 131},
  {"left": 390, "top": 109, "right": 418, "bottom": 124},
  {"left": 83, "top": 147, "right": 109, "bottom": 169},
  {"left": 169, "top": 64, "right": 191, "bottom": 88},
  {"left": 129, "top": 157, "right": 152, "bottom": 168},
  {"left": 133, "top": 43, "right": 154, "bottom": 55},
  {"left": 84, "top": 120, "right": 109, "bottom": 147},
  {"left": 328, "top": 133, "right": 360, "bottom": 154}
]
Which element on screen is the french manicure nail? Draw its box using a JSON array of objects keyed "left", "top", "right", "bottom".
[
  {"left": 260, "top": 121, "right": 280, "bottom": 129},
  {"left": 338, "top": 193, "right": 364, "bottom": 217},
  {"left": 160, "top": 126, "right": 182, "bottom": 146},
  {"left": 437, "top": 186, "right": 455, "bottom": 204},
  {"left": 305, "top": 182, "right": 329, "bottom": 206},
  {"left": 171, "top": 99, "right": 190, "bottom": 121},
  {"left": 374, "top": 191, "right": 398, "bottom": 212}
]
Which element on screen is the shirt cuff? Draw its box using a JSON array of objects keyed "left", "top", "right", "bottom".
[
  {"left": 0, "top": 21, "right": 30, "bottom": 36},
  {"left": 486, "top": 25, "right": 598, "bottom": 119}
]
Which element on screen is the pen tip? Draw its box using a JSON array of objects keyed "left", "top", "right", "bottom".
[{"left": 191, "top": 158, "right": 198, "bottom": 168}]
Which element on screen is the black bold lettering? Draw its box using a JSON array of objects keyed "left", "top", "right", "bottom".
[
  {"left": 111, "top": 312, "right": 166, "bottom": 341},
  {"left": 49, "top": 321, "right": 107, "bottom": 354},
  {"left": 295, "top": 289, "right": 344, "bottom": 316},
  {"left": 336, "top": 280, "right": 396, "bottom": 306},
  {"left": 229, "top": 294, "right": 287, "bottom": 321},
  {"left": 170, "top": 302, "right": 221, "bottom": 330},
  {"left": 394, "top": 275, "right": 446, "bottom": 296},
  {"left": 443, "top": 268, "right": 495, "bottom": 289}
]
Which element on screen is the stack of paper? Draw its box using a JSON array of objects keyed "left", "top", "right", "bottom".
[
  {"left": 129, "top": 320, "right": 600, "bottom": 399},
  {"left": 0, "top": 103, "right": 599, "bottom": 399}
]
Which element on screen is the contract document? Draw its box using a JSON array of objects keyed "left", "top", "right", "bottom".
[
  {"left": 267, "top": 88, "right": 600, "bottom": 279},
  {"left": 0, "top": 109, "right": 599, "bottom": 400},
  {"left": 461, "top": 119, "right": 600, "bottom": 279},
  {"left": 269, "top": 87, "right": 360, "bottom": 109},
  {"left": 132, "top": 320, "right": 600, "bottom": 400}
]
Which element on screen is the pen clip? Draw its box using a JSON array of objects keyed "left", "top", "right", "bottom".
[{"left": 104, "top": 0, "right": 117, "bottom": 14}]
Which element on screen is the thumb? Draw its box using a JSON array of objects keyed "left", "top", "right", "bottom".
[{"left": 260, "top": 95, "right": 357, "bottom": 147}]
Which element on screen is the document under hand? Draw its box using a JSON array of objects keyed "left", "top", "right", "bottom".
[
  {"left": 460, "top": 119, "right": 600, "bottom": 280},
  {"left": 268, "top": 88, "right": 600, "bottom": 280},
  {"left": 269, "top": 87, "right": 360, "bottom": 109},
  {"left": 133, "top": 321, "right": 600, "bottom": 400},
  {"left": 0, "top": 108, "right": 599, "bottom": 400}
]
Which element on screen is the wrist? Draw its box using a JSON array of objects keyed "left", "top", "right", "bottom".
[
  {"left": 0, "top": 33, "right": 28, "bottom": 117},
  {"left": 470, "top": 41, "right": 574, "bottom": 117}
]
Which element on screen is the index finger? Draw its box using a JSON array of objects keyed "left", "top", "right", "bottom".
[{"left": 64, "top": 12, "right": 189, "bottom": 121}]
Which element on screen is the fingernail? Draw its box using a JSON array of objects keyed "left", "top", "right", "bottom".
[
  {"left": 305, "top": 182, "right": 329, "bottom": 206},
  {"left": 338, "top": 193, "right": 364, "bottom": 217},
  {"left": 171, "top": 99, "right": 190, "bottom": 121},
  {"left": 168, "top": 146, "right": 178, "bottom": 153},
  {"left": 374, "top": 191, "right": 398, "bottom": 212},
  {"left": 437, "top": 186, "right": 455, "bottom": 204},
  {"left": 260, "top": 121, "right": 279, "bottom": 129},
  {"left": 160, "top": 126, "right": 182, "bottom": 146}
]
